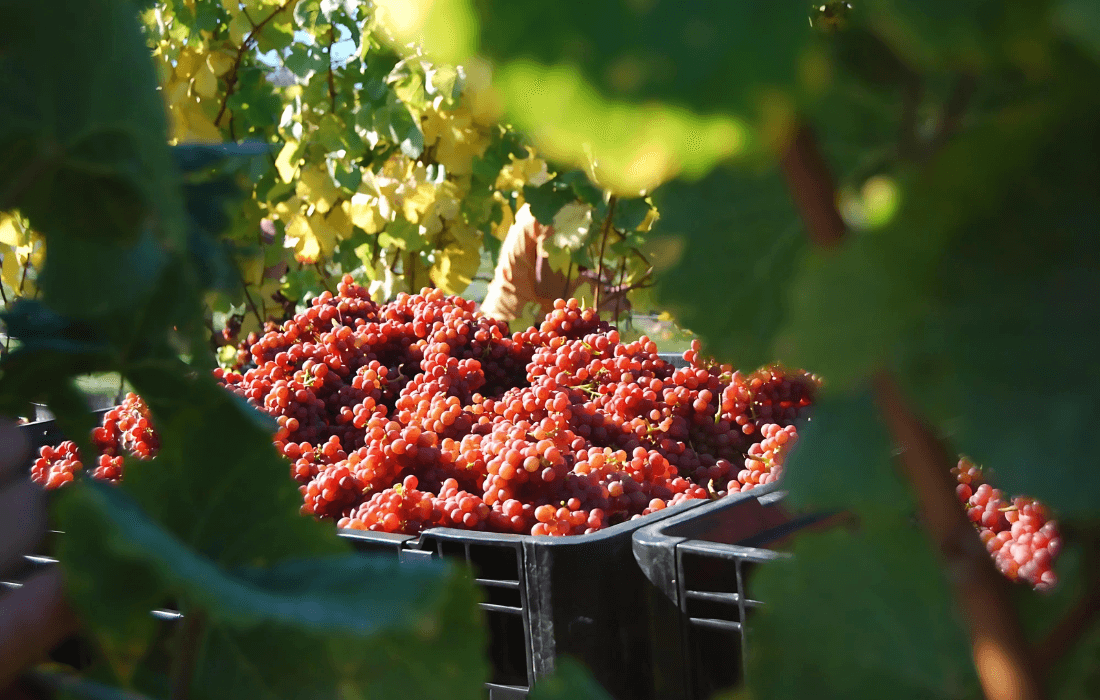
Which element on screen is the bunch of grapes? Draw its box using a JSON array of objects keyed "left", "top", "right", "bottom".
[
  {"left": 31, "top": 280, "right": 825, "bottom": 540},
  {"left": 953, "top": 457, "right": 1061, "bottom": 591},
  {"left": 30, "top": 394, "right": 158, "bottom": 489}
]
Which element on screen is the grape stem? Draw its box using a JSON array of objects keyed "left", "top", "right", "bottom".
[
  {"left": 873, "top": 373, "right": 1047, "bottom": 700},
  {"left": 778, "top": 124, "right": 845, "bottom": 248},
  {"left": 594, "top": 196, "right": 618, "bottom": 312}
]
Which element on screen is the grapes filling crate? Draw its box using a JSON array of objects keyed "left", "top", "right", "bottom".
[
  {"left": 632, "top": 488, "right": 837, "bottom": 700},
  {"left": 14, "top": 280, "right": 823, "bottom": 700}
]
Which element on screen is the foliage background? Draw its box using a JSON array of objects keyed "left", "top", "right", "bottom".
[{"left": 1, "top": 0, "right": 1098, "bottom": 699}]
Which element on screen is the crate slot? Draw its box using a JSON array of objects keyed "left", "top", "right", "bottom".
[
  {"left": 468, "top": 543, "right": 521, "bottom": 583},
  {"left": 24, "top": 555, "right": 58, "bottom": 566},
  {"left": 482, "top": 582, "right": 523, "bottom": 609},
  {"left": 687, "top": 622, "right": 744, "bottom": 698},
  {"left": 484, "top": 608, "right": 529, "bottom": 688}
]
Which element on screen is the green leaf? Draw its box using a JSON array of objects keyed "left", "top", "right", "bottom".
[
  {"left": 523, "top": 180, "right": 576, "bottom": 225},
  {"left": 374, "top": 99, "right": 424, "bottom": 159},
  {"left": 1053, "top": 0, "right": 1100, "bottom": 61},
  {"left": 529, "top": 657, "right": 614, "bottom": 700},
  {"left": 38, "top": 225, "right": 168, "bottom": 321},
  {"left": 58, "top": 480, "right": 458, "bottom": 635},
  {"left": 466, "top": 0, "right": 808, "bottom": 118},
  {"left": 781, "top": 388, "right": 916, "bottom": 521},
  {"left": 747, "top": 522, "right": 979, "bottom": 700},
  {"left": 0, "top": 0, "right": 179, "bottom": 245},
  {"left": 610, "top": 197, "right": 649, "bottom": 232},
  {"left": 172, "top": 142, "right": 275, "bottom": 175},
  {"left": 650, "top": 163, "right": 806, "bottom": 370},
  {"left": 191, "top": 564, "right": 488, "bottom": 700},
  {"left": 893, "top": 101, "right": 1100, "bottom": 518},
  {"left": 120, "top": 361, "right": 348, "bottom": 566}
]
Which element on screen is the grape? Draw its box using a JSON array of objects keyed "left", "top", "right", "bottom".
[
  {"left": 31, "top": 278, "right": 827, "bottom": 538},
  {"left": 953, "top": 457, "right": 1061, "bottom": 590}
]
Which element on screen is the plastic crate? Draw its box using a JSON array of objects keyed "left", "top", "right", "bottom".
[
  {"left": 339, "top": 497, "right": 708, "bottom": 700},
  {"left": 632, "top": 487, "right": 837, "bottom": 700}
]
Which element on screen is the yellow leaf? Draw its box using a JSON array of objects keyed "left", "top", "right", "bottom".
[
  {"left": 274, "top": 140, "right": 302, "bottom": 183},
  {"left": 239, "top": 256, "right": 264, "bottom": 286},
  {"left": 272, "top": 195, "right": 303, "bottom": 218},
  {"left": 181, "top": 102, "right": 222, "bottom": 143},
  {"left": 206, "top": 50, "right": 235, "bottom": 77},
  {"left": 401, "top": 182, "right": 436, "bottom": 224},
  {"left": 491, "top": 193, "right": 513, "bottom": 242},
  {"left": 175, "top": 48, "right": 199, "bottom": 79},
  {"left": 638, "top": 206, "right": 659, "bottom": 232},
  {"left": 325, "top": 202, "right": 353, "bottom": 240},
  {"left": 0, "top": 215, "right": 26, "bottom": 247},
  {"left": 285, "top": 212, "right": 338, "bottom": 263},
  {"left": 346, "top": 194, "right": 385, "bottom": 233},
  {"left": 430, "top": 243, "right": 480, "bottom": 295},
  {"left": 1, "top": 245, "right": 22, "bottom": 291},
  {"left": 193, "top": 61, "right": 219, "bottom": 99},
  {"left": 297, "top": 166, "right": 339, "bottom": 214},
  {"left": 228, "top": 13, "right": 251, "bottom": 45}
]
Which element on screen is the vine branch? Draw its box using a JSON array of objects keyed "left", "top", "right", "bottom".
[
  {"left": 594, "top": 195, "right": 618, "bottom": 312},
  {"left": 873, "top": 374, "right": 1047, "bottom": 700},
  {"left": 214, "top": 0, "right": 297, "bottom": 128},
  {"left": 779, "top": 124, "right": 845, "bottom": 248}
]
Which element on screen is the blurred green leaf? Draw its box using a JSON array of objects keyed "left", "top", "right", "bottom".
[
  {"left": 748, "top": 522, "right": 979, "bottom": 700},
  {"left": 650, "top": 164, "right": 806, "bottom": 370},
  {"left": 121, "top": 361, "right": 348, "bottom": 566},
  {"left": 782, "top": 388, "right": 916, "bottom": 521},
  {"left": 611, "top": 197, "right": 650, "bottom": 232},
  {"left": 0, "top": 0, "right": 179, "bottom": 244},
  {"left": 529, "top": 657, "right": 613, "bottom": 700},
  {"left": 58, "top": 480, "right": 458, "bottom": 635}
]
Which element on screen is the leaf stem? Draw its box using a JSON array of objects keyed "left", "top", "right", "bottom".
[
  {"left": 327, "top": 25, "right": 338, "bottom": 113},
  {"left": 169, "top": 609, "right": 205, "bottom": 700},
  {"left": 594, "top": 195, "right": 618, "bottom": 312},
  {"left": 873, "top": 373, "right": 1047, "bottom": 700},
  {"left": 240, "top": 278, "right": 264, "bottom": 326}
]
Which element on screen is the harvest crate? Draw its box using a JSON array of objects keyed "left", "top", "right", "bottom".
[
  {"left": 341, "top": 495, "right": 714, "bottom": 700},
  {"left": 631, "top": 487, "right": 836, "bottom": 700}
]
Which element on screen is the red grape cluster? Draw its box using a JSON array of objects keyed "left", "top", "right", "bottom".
[
  {"left": 30, "top": 394, "right": 158, "bottom": 488},
  {"left": 31, "top": 282, "right": 822, "bottom": 538},
  {"left": 953, "top": 457, "right": 1061, "bottom": 590}
]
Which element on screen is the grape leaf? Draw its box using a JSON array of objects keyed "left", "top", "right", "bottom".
[
  {"left": 120, "top": 361, "right": 349, "bottom": 566},
  {"left": 781, "top": 388, "right": 916, "bottom": 521},
  {"left": 611, "top": 197, "right": 650, "bottom": 232},
  {"left": 650, "top": 163, "right": 806, "bottom": 370},
  {"left": 529, "top": 657, "right": 613, "bottom": 700},
  {"left": 747, "top": 521, "right": 979, "bottom": 700},
  {"left": 0, "top": 0, "right": 179, "bottom": 245}
]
